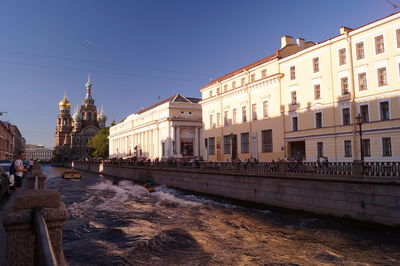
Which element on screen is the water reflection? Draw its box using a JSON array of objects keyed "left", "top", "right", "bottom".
[{"left": 43, "top": 165, "right": 400, "bottom": 265}]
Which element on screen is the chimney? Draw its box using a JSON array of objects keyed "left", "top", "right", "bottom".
[
  {"left": 296, "top": 38, "right": 305, "bottom": 47},
  {"left": 340, "top": 26, "right": 352, "bottom": 34},
  {"left": 281, "top": 35, "right": 293, "bottom": 49}
]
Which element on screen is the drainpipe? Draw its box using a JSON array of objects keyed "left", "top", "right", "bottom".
[
  {"left": 345, "top": 31, "right": 358, "bottom": 161},
  {"left": 328, "top": 40, "right": 338, "bottom": 162},
  {"left": 277, "top": 59, "right": 286, "bottom": 159}
]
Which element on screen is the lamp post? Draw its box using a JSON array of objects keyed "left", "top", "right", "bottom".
[
  {"left": 230, "top": 132, "right": 236, "bottom": 161},
  {"left": 355, "top": 113, "right": 364, "bottom": 162}
]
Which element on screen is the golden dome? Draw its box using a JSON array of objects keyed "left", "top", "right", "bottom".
[{"left": 59, "top": 97, "right": 71, "bottom": 108}]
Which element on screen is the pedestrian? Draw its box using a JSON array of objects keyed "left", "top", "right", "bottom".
[{"left": 14, "top": 151, "right": 27, "bottom": 192}]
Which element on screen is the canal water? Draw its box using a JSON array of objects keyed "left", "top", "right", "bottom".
[{"left": 43, "top": 166, "right": 400, "bottom": 265}]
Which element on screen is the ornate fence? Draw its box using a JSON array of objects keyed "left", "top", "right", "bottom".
[{"left": 79, "top": 159, "right": 399, "bottom": 178}]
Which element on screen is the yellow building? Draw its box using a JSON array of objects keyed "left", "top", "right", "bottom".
[
  {"left": 200, "top": 12, "right": 400, "bottom": 162},
  {"left": 109, "top": 94, "right": 202, "bottom": 159}
]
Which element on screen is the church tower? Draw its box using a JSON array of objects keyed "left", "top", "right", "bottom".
[
  {"left": 55, "top": 92, "right": 73, "bottom": 146},
  {"left": 80, "top": 73, "right": 98, "bottom": 128}
]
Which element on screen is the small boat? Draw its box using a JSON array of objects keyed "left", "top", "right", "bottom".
[
  {"left": 143, "top": 182, "right": 155, "bottom": 192},
  {"left": 63, "top": 170, "right": 81, "bottom": 179}
]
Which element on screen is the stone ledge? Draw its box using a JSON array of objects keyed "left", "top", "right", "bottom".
[{"left": 15, "top": 189, "right": 60, "bottom": 210}]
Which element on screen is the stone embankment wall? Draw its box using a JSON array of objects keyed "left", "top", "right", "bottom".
[{"left": 74, "top": 163, "right": 400, "bottom": 227}]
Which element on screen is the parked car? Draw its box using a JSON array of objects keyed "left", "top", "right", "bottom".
[
  {"left": 0, "top": 165, "right": 11, "bottom": 197},
  {"left": 0, "top": 160, "right": 14, "bottom": 190}
]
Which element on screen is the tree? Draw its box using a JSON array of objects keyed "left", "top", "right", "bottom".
[{"left": 87, "top": 127, "right": 109, "bottom": 158}]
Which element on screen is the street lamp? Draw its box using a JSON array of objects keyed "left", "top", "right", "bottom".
[
  {"left": 355, "top": 113, "right": 364, "bottom": 162},
  {"left": 229, "top": 132, "right": 236, "bottom": 161}
]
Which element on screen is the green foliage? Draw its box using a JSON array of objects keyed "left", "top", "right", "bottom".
[{"left": 87, "top": 127, "right": 109, "bottom": 158}]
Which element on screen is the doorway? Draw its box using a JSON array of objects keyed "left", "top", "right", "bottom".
[{"left": 289, "top": 141, "right": 305, "bottom": 160}]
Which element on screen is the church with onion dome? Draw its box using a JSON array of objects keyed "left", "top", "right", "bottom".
[{"left": 54, "top": 74, "right": 107, "bottom": 160}]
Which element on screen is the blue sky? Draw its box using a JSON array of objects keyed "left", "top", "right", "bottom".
[{"left": 0, "top": 0, "right": 391, "bottom": 148}]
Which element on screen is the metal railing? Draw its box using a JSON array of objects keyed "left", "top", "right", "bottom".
[{"left": 77, "top": 159, "right": 400, "bottom": 178}]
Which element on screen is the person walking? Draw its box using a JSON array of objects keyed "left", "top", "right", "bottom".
[{"left": 14, "top": 151, "right": 27, "bottom": 192}]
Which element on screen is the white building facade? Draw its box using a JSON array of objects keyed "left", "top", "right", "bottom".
[
  {"left": 109, "top": 94, "right": 202, "bottom": 159},
  {"left": 25, "top": 144, "right": 54, "bottom": 161}
]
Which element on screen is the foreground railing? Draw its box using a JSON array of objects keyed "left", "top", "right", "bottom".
[
  {"left": 3, "top": 164, "right": 67, "bottom": 266},
  {"left": 32, "top": 175, "right": 58, "bottom": 266},
  {"left": 77, "top": 159, "right": 400, "bottom": 177}
]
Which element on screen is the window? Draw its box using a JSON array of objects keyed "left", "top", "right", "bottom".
[
  {"left": 261, "top": 130, "right": 273, "bottom": 152},
  {"left": 339, "top": 48, "right": 346, "bottom": 65},
  {"left": 263, "top": 101, "right": 269, "bottom": 118},
  {"left": 262, "top": 69, "right": 267, "bottom": 78},
  {"left": 251, "top": 74, "right": 256, "bottom": 82},
  {"left": 375, "top": 35, "right": 384, "bottom": 54},
  {"left": 313, "top": 57, "right": 319, "bottom": 73},
  {"left": 380, "top": 101, "right": 390, "bottom": 121},
  {"left": 341, "top": 77, "right": 349, "bottom": 95},
  {"left": 315, "top": 112, "right": 322, "bottom": 128},
  {"left": 356, "top": 42, "right": 365, "bottom": 60},
  {"left": 224, "top": 111, "right": 229, "bottom": 125},
  {"left": 397, "top": 29, "right": 400, "bottom": 48},
  {"left": 252, "top": 104, "right": 257, "bottom": 120},
  {"left": 216, "top": 113, "right": 221, "bottom": 127},
  {"left": 242, "top": 106, "right": 247, "bottom": 122},
  {"left": 291, "top": 90, "right": 297, "bottom": 105},
  {"left": 358, "top": 72, "right": 367, "bottom": 91},
  {"left": 382, "top": 137, "right": 392, "bottom": 157},
  {"left": 362, "top": 139, "right": 371, "bottom": 157},
  {"left": 377, "top": 67, "right": 387, "bottom": 86},
  {"left": 344, "top": 140, "right": 352, "bottom": 157},
  {"left": 292, "top": 117, "right": 298, "bottom": 131},
  {"left": 360, "top": 105, "right": 369, "bottom": 123},
  {"left": 342, "top": 108, "right": 350, "bottom": 125},
  {"left": 317, "top": 142, "right": 323, "bottom": 158},
  {"left": 209, "top": 114, "right": 213, "bottom": 128},
  {"left": 217, "top": 88, "right": 220, "bottom": 94},
  {"left": 241, "top": 77, "right": 246, "bottom": 86},
  {"left": 223, "top": 85, "right": 227, "bottom": 92},
  {"left": 232, "top": 109, "right": 237, "bottom": 124},
  {"left": 240, "top": 133, "right": 249, "bottom": 153},
  {"left": 314, "top": 84, "right": 321, "bottom": 99},
  {"left": 232, "top": 81, "right": 236, "bottom": 89},
  {"left": 208, "top": 137, "right": 215, "bottom": 155},
  {"left": 223, "top": 135, "right": 231, "bottom": 154},
  {"left": 290, "top": 66, "right": 296, "bottom": 80}
]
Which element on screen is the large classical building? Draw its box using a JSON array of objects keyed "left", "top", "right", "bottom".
[
  {"left": 109, "top": 94, "right": 202, "bottom": 159},
  {"left": 54, "top": 75, "right": 107, "bottom": 160},
  {"left": 200, "top": 12, "right": 400, "bottom": 162},
  {"left": 25, "top": 144, "right": 53, "bottom": 161}
]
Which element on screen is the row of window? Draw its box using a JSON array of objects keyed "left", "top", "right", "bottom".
[
  {"left": 292, "top": 100, "right": 391, "bottom": 131},
  {"left": 317, "top": 137, "right": 393, "bottom": 158},
  {"left": 207, "top": 130, "right": 273, "bottom": 155},
  {"left": 208, "top": 69, "right": 270, "bottom": 98},
  {"left": 290, "top": 67, "right": 388, "bottom": 105},
  {"left": 209, "top": 101, "right": 270, "bottom": 128},
  {"left": 289, "top": 31, "right": 398, "bottom": 82}
]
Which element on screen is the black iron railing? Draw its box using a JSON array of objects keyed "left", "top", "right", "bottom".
[{"left": 77, "top": 159, "right": 400, "bottom": 178}]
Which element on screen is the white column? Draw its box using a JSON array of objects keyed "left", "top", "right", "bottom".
[
  {"left": 172, "top": 125, "right": 176, "bottom": 155},
  {"left": 194, "top": 126, "right": 199, "bottom": 156},
  {"left": 176, "top": 126, "right": 181, "bottom": 155}
]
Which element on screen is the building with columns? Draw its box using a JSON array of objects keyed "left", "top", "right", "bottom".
[
  {"left": 200, "top": 12, "right": 400, "bottom": 162},
  {"left": 25, "top": 144, "right": 53, "bottom": 161},
  {"left": 54, "top": 75, "right": 107, "bottom": 160},
  {"left": 109, "top": 94, "right": 202, "bottom": 159}
]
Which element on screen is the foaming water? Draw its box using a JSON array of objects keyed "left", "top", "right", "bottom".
[{"left": 43, "top": 165, "right": 400, "bottom": 266}]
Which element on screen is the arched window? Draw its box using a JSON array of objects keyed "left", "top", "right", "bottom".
[{"left": 88, "top": 112, "right": 92, "bottom": 121}]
